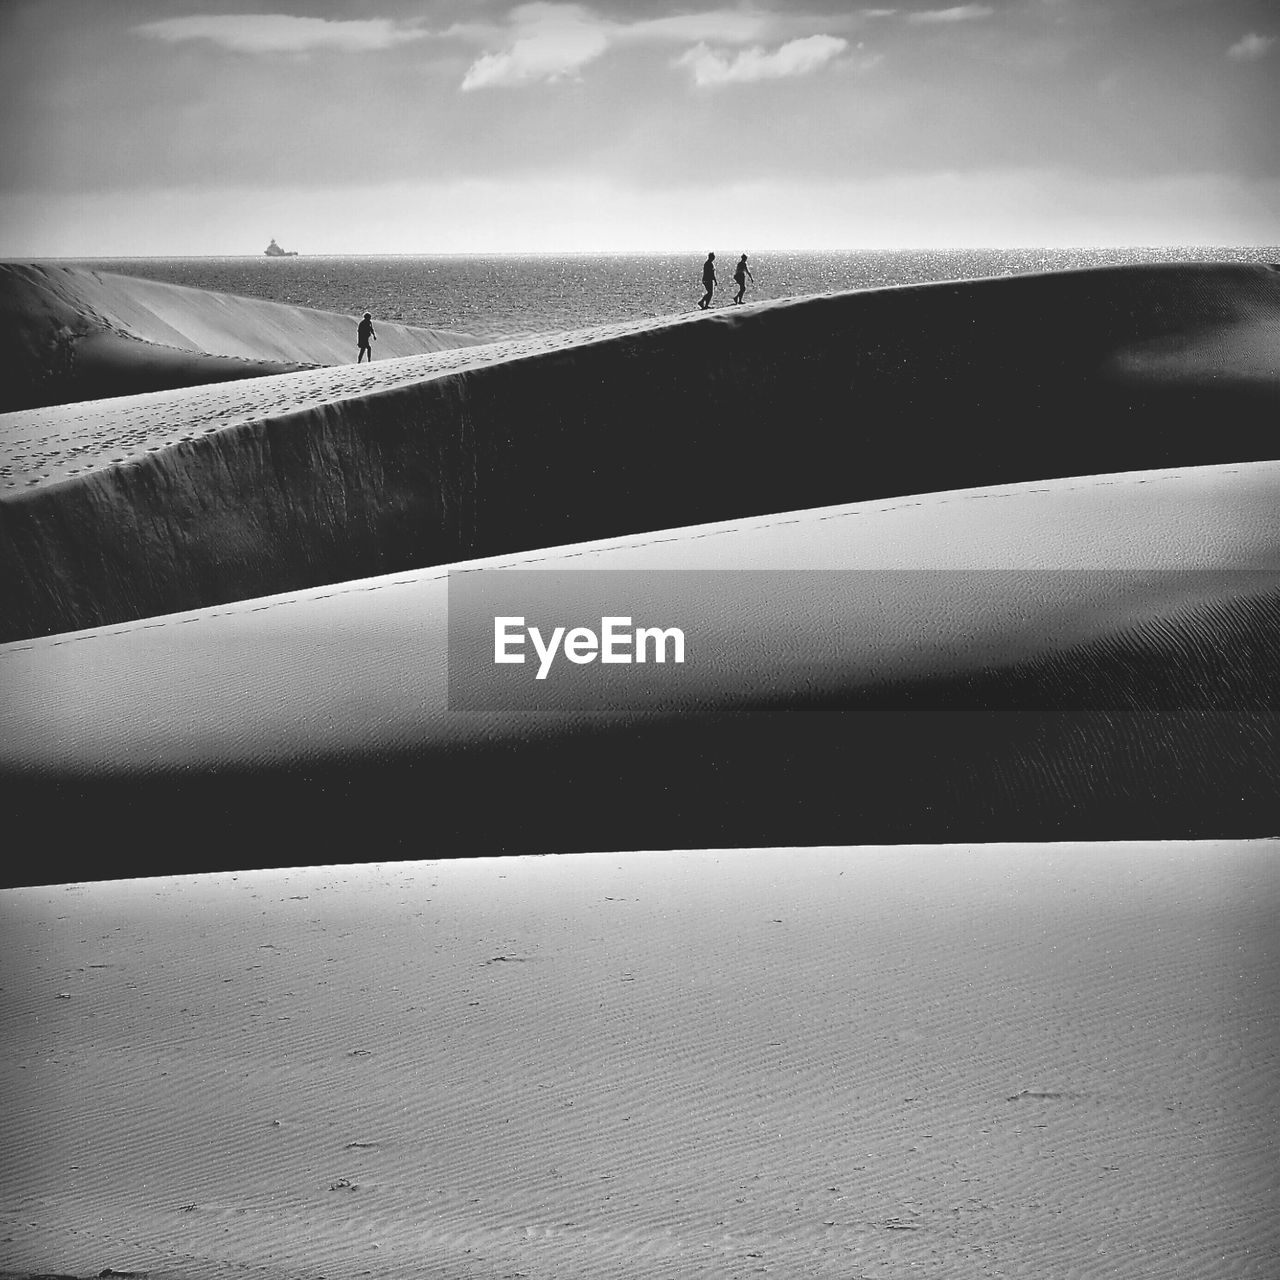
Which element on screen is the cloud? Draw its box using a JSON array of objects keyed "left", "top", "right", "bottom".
[
  {"left": 135, "top": 14, "right": 428, "bottom": 55},
  {"left": 458, "top": 3, "right": 794, "bottom": 90},
  {"left": 676, "top": 35, "right": 849, "bottom": 87},
  {"left": 1226, "top": 32, "right": 1276, "bottom": 63},
  {"left": 624, "top": 11, "right": 773, "bottom": 45},
  {"left": 906, "top": 5, "right": 994, "bottom": 24},
  {"left": 461, "top": 5, "right": 610, "bottom": 88}
]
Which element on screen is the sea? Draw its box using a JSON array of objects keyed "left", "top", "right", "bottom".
[{"left": 67, "top": 247, "right": 1278, "bottom": 339}]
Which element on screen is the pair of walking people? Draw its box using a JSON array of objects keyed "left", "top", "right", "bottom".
[{"left": 700, "top": 252, "right": 754, "bottom": 309}]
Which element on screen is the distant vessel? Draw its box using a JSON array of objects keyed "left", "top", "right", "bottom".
[{"left": 264, "top": 238, "right": 298, "bottom": 257}]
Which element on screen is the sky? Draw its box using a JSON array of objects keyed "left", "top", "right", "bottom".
[{"left": 0, "top": 0, "right": 1277, "bottom": 254}]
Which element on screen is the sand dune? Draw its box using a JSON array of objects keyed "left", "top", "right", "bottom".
[
  {"left": 1, "top": 262, "right": 1278, "bottom": 1280},
  {"left": 2, "top": 460, "right": 1276, "bottom": 861},
  {"left": 2, "top": 846, "right": 1277, "bottom": 1279},
  {"left": 0, "top": 262, "right": 486, "bottom": 412},
  {"left": 2, "top": 262, "right": 1278, "bottom": 642}
]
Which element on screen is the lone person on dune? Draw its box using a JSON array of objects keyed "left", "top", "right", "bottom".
[
  {"left": 357, "top": 312, "right": 376, "bottom": 362},
  {"left": 699, "top": 253, "right": 717, "bottom": 310},
  {"left": 733, "top": 254, "right": 754, "bottom": 304}
]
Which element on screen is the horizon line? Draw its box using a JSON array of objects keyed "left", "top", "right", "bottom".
[{"left": 5, "top": 242, "right": 1279, "bottom": 261}]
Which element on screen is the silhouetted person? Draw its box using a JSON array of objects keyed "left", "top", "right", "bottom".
[
  {"left": 699, "top": 253, "right": 717, "bottom": 309},
  {"left": 357, "top": 312, "right": 376, "bottom": 362},
  {"left": 733, "top": 254, "right": 754, "bottom": 304}
]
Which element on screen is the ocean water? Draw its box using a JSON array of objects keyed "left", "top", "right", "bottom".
[{"left": 67, "top": 246, "right": 1277, "bottom": 339}]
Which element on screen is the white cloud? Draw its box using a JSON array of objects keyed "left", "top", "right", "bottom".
[
  {"left": 906, "top": 5, "right": 995, "bottom": 24},
  {"left": 677, "top": 35, "right": 849, "bottom": 87},
  {"left": 1226, "top": 32, "right": 1276, "bottom": 63},
  {"left": 135, "top": 14, "right": 428, "bottom": 55},
  {"left": 461, "top": 5, "right": 609, "bottom": 89},
  {"left": 458, "top": 3, "right": 802, "bottom": 90}
]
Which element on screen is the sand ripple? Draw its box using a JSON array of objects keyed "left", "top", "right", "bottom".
[{"left": 2, "top": 847, "right": 1277, "bottom": 1278}]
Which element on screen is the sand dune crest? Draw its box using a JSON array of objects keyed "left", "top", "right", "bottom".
[
  {"left": 2, "top": 263, "right": 1277, "bottom": 642},
  {"left": 0, "top": 263, "right": 486, "bottom": 411}
]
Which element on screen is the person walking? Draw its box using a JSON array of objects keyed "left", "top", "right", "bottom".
[
  {"left": 357, "top": 312, "right": 376, "bottom": 362},
  {"left": 732, "top": 254, "right": 754, "bottom": 304},
  {"left": 699, "top": 253, "right": 718, "bottom": 310}
]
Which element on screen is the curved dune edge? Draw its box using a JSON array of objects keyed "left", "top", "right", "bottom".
[
  {"left": 2, "top": 262, "right": 1278, "bottom": 643},
  {"left": 1, "top": 462, "right": 1276, "bottom": 856},
  {"left": 0, "top": 309, "right": 705, "bottom": 494},
  {"left": 0, "top": 262, "right": 487, "bottom": 412},
  {"left": 2, "top": 846, "right": 1278, "bottom": 1280}
]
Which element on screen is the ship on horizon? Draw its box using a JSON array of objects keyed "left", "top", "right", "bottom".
[{"left": 264, "top": 238, "right": 299, "bottom": 257}]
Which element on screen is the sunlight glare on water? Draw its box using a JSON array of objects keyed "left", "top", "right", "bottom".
[{"left": 63, "top": 247, "right": 1278, "bottom": 340}]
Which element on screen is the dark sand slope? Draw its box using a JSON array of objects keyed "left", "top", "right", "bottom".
[
  {"left": 0, "top": 262, "right": 485, "bottom": 411},
  {"left": 2, "top": 263, "right": 1278, "bottom": 642},
  {"left": 2, "top": 462, "right": 1276, "bottom": 869}
]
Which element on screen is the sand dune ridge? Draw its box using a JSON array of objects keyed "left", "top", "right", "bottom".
[
  {"left": 2, "top": 262, "right": 1277, "bottom": 643},
  {"left": 0, "top": 262, "right": 488, "bottom": 412}
]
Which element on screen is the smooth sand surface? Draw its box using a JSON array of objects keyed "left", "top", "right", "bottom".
[
  {"left": 2, "top": 845, "right": 1277, "bottom": 1279},
  {"left": 0, "top": 263, "right": 487, "bottom": 412},
  {"left": 2, "top": 461, "right": 1276, "bottom": 857},
  {"left": 3, "top": 459, "right": 1277, "bottom": 768},
  {"left": 2, "top": 262, "right": 1277, "bottom": 641}
]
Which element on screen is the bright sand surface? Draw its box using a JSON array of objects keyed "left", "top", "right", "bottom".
[
  {"left": 1, "top": 459, "right": 1276, "bottom": 856},
  {"left": 1, "top": 845, "right": 1277, "bottom": 1280},
  {"left": 3, "top": 459, "right": 1277, "bottom": 772},
  {"left": 0, "top": 455, "right": 1274, "bottom": 855},
  {"left": 0, "top": 264, "right": 488, "bottom": 412}
]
